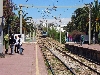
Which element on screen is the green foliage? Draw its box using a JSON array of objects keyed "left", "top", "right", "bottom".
[
  {"left": 43, "top": 27, "right": 47, "bottom": 32},
  {"left": 3, "top": 0, "right": 35, "bottom": 35},
  {"left": 65, "top": 0, "right": 100, "bottom": 42},
  {"left": 61, "top": 32, "right": 66, "bottom": 44},
  {"left": 47, "top": 27, "right": 65, "bottom": 44}
]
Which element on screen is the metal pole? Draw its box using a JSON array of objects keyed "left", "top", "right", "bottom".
[
  {"left": 60, "top": 24, "right": 61, "bottom": 44},
  {"left": 33, "top": 30, "right": 34, "bottom": 41},
  {"left": 20, "top": 4, "right": 22, "bottom": 36},
  {"left": 89, "top": 4, "right": 91, "bottom": 45},
  {"left": 0, "top": 0, "right": 3, "bottom": 54},
  {"left": 24, "top": 28, "right": 25, "bottom": 42},
  {"left": 47, "top": 22, "right": 48, "bottom": 36},
  {"left": 30, "top": 26, "right": 31, "bottom": 38}
]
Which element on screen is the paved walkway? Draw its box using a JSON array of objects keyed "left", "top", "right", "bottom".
[{"left": 0, "top": 42, "right": 48, "bottom": 75}]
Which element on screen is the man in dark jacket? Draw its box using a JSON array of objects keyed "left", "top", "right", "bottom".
[{"left": 9, "top": 35, "right": 16, "bottom": 54}]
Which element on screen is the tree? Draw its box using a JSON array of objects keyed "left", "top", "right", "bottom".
[
  {"left": 65, "top": 0, "right": 100, "bottom": 43},
  {"left": 3, "top": 0, "right": 14, "bottom": 34}
]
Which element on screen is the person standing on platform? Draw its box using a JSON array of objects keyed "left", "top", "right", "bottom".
[
  {"left": 9, "top": 35, "right": 16, "bottom": 54},
  {"left": 80, "top": 35, "right": 84, "bottom": 46},
  {"left": 14, "top": 36, "right": 19, "bottom": 53},
  {"left": 18, "top": 35, "right": 23, "bottom": 55},
  {"left": 4, "top": 34, "right": 9, "bottom": 54}
]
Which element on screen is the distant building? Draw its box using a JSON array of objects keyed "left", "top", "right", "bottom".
[
  {"left": 42, "top": 23, "right": 66, "bottom": 32},
  {"left": 26, "top": 18, "right": 34, "bottom": 25},
  {"left": 42, "top": 23, "right": 46, "bottom": 27},
  {"left": 55, "top": 26, "right": 65, "bottom": 32},
  {"left": 53, "top": 25, "right": 66, "bottom": 32}
]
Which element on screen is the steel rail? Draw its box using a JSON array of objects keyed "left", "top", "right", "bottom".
[
  {"left": 56, "top": 48, "right": 100, "bottom": 75},
  {"left": 40, "top": 45, "right": 55, "bottom": 75},
  {"left": 45, "top": 46, "right": 76, "bottom": 75}
]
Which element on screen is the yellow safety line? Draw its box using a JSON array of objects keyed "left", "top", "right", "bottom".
[{"left": 36, "top": 43, "right": 40, "bottom": 75}]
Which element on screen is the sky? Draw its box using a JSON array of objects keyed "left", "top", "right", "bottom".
[{"left": 12, "top": 0, "right": 100, "bottom": 25}]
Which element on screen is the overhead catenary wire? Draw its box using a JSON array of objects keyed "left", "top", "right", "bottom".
[{"left": 19, "top": 5, "right": 84, "bottom": 8}]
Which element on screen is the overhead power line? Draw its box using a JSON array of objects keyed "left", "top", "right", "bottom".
[{"left": 19, "top": 4, "right": 84, "bottom": 8}]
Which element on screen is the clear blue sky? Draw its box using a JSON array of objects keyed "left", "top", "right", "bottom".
[{"left": 12, "top": 0, "right": 100, "bottom": 19}]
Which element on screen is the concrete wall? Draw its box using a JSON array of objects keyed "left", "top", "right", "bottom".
[{"left": 65, "top": 44, "right": 100, "bottom": 63}]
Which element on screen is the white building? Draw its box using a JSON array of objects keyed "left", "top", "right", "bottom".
[
  {"left": 55, "top": 26, "right": 65, "bottom": 32},
  {"left": 53, "top": 25, "right": 66, "bottom": 32},
  {"left": 42, "top": 23, "right": 46, "bottom": 27},
  {"left": 42, "top": 23, "right": 66, "bottom": 32}
]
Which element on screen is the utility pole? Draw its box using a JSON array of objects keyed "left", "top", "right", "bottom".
[
  {"left": 46, "top": 20, "right": 48, "bottom": 36},
  {"left": 19, "top": 4, "right": 22, "bottom": 36},
  {"left": 33, "top": 29, "right": 35, "bottom": 41},
  {"left": 0, "top": 0, "right": 4, "bottom": 55},
  {"left": 30, "top": 25, "right": 31, "bottom": 39},
  {"left": 85, "top": 4, "right": 92, "bottom": 45},
  {"left": 60, "top": 24, "right": 61, "bottom": 44},
  {"left": 89, "top": 4, "right": 92, "bottom": 45},
  {"left": 47, "top": 23, "right": 48, "bottom": 35}
]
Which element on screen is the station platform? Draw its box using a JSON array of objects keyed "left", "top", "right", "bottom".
[
  {"left": 65, "top": 42, "right": 100, "bottom": 51},
  {"left": 0, "top": 42, "right": 48, "bottom": 75},
  {"left": 65, "top": 43, "right": 100, "bottom": 63}
]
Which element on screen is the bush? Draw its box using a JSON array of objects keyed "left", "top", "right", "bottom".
[{"left": 48, "top": 27, "right": 65, "bottom": 44}]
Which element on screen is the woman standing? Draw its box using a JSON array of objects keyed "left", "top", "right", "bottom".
[{"left": 4, "top": 34, "right": 9, "bottom": 54}]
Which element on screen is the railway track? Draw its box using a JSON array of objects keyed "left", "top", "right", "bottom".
[
  {"left": 37, "top": 31, "right": 100, "bottom": 75},
  {"left": 39, "top": 42, "right": 75, "bottom": 75},
  {"left": 44, "top": 37, "right": 100, "bottom": 74}
]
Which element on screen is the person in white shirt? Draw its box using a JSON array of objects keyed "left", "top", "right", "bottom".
[
  {"left": 14, "top": 36, "right": 19, "bottom": 53},
  {"left": 18, "top": 35, "right": 23, "bottom": 54}
]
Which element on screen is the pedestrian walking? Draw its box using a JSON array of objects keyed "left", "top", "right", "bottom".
[
  {"left": 9, "top": 35, "right": 16, "bottom": 54},
  {"left": 4, "top": 34, "right": 9, "bottom": 54},
  {"left": 18, "top": 35, "right": 23, "bottom": 55},
  {"left": 80, "top": 35, "right": 84, "bottom": 46},
  {"left": 14, "top": 36, "right": 19, "bottom": 53}
]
